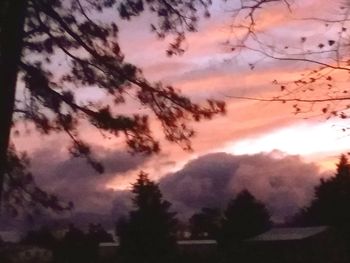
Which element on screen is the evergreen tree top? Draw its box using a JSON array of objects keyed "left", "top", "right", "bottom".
[
  {"left": 336, "top": 154, "right": 350, "bottom": 179},
  {"left": 131, "top": 171, "right": 164, "bottom": 210}
]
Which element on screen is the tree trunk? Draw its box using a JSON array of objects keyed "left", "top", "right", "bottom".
[{"left": 0, "top": 0, "right": 27, "bottom": 209}]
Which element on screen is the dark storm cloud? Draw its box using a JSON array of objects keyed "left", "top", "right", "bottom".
[
  {"left": 26, "top": 147, "right": 326, "bottom": 223},
  {"left": 30, "top": 146, "right": 149, "bottom": 213},
  {"left": 110, "top": 191, "right": 133, "bottom": 219},
  {"left": 159, "top": 152, "right": 322, "bottom": 221},
  {"left": 159, "top": 153, "right": 239, "bottom": 213}
]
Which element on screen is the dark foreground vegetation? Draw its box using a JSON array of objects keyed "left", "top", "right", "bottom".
[{"left": 2, "top": 155, "right": 350, "bottom": 263}]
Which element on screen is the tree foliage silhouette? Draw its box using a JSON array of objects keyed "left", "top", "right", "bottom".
[
  {"left": 22, "top": 226, "right": 57, "bottom": 249},
  {"left": 0, "top": 0, "right": 225, "bottom": 213},
  {"left": 3, "top": 146, "right": 73, "bottom": 216},
  {"left": 87, "top": 223, "right": 114, "bottom": 244},
  {"left": 117, "top": 171, "right": 178, "bottom": 263},
  {"left": 59, "top": 224, "right": 91, "bottom": 263},
  {"left": 219, "top": 190, "right": 271, "bottom": 248},
  {"left": 85, "top": 223, "right": 114, "bottom": 263},
  {"left": 22, "top": 226, "right": 65, "bottom": 262},
  {"left": 226, "top": 0, "right": 350, "bottom": 121},
  {"left": 296, "top": 154, "right": 350, "bottom": 227},
  {"left": 22, "top": 224, "right": 113, "bottom": 263},
  {"left": 189, "top": 207, "right": 221, "bottom": 239}
]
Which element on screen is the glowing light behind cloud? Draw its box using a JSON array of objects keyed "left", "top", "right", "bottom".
[{"left": 224, "top": 120, "right": 350, "bottom": 159}]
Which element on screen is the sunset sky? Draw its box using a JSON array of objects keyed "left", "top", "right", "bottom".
[
  {"left": 11, "top": 0, "right": 350, "bottom": 224},
  {"left": 113, "top": 0, "right": 350, "bottom": 171}
]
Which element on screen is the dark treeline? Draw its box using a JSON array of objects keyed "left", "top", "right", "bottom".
[
  {"left": 4, "top": 154, "right": 350, "bottom": 263},
  {"left": 20, "top": 223, "right": 113, "bottom": 263},
  {"left": 9, "top": 172, "right": 271, "bottom": 263}
]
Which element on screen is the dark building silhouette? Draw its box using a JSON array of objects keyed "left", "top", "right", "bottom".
[
  {"left": 243, "top": 226, "right": 347, "bottom": 263},
  {"left": 98, "top": 239, "right": 218, "bottom": 263}
]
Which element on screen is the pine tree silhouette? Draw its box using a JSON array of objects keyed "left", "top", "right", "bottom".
[
  {"left": 117, "top": 171, "right": 178, "bottom": 263},
  {"left": 219, "top": 190, "right": 271, "bottom": 250},
  {"left": 296, "top": 154, "right": 350, "bottom": 227}
]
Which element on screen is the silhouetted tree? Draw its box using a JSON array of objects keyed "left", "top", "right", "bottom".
[
  {"left": 22, "top": 226, "right": 71, "bottom": 263},
  {"left": 117, "top": 171, "right": 178, "bottom": 263},
  {"left": 189, "top": 207, "right": 221, "bottom": 239},
  {"left": 58, "top": 224, "right": 88, "bottom": 263},
  {"left": 22, "top": 226, "right": 57, "bottom": 249},
  {"left": 0, "top": 0, "right": 225, "bottom": 213},
  {"left": 295, "top": 154, "right": 350, "bottom": 227},
  {"left": 219, "top": 190, "right": 271, "bottom": 250},
  {"left": 87, "top": 223, "right": 113, "bottom": 243},
  {"left": 289, "top": 155, "right": 350, "bottom": 259},
  {"left": 86, "top": 223, "right": 114, "bottom": 263},
  {"left": 2, "top": 146, "right": 73, "bottom": 217}
]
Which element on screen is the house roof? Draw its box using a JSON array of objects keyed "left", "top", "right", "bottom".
[
  {"left": 99, "top": 240, "right": 217, "bottom": 247},
  {"left": 99, "top": 242, "right": 119, "bottom": 247},
  {"left": 0, "top": 231, "right": 21, "bottom": 243},
  {"left": 247, "top": 226, "right": 329, "bottom": 242},
  {"left": 177, "top": 240, "right": 217, "bottom": 245}
]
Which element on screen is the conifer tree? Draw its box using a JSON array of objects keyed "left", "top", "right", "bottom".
[
  {"left": 117, "top": 171, "right": 178, "bottom": 263},
  {"left": 297, "top": 154, "right": 350, "bottom": 227},
  {"left": 219, "top": 190, "right": 271, "bottom": 249}
]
